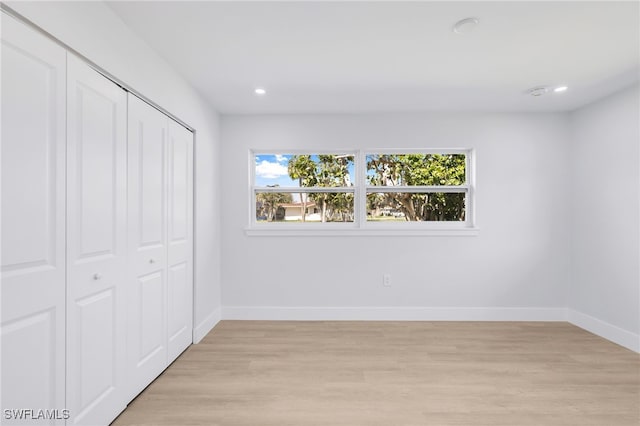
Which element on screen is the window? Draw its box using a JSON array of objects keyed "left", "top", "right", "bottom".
[
  {"left": 250, "top": 150, "right": 475, "bottom": 235},
  {"left": 366, "top": 153, "right": 468, "bottom": 222},
  {"left": 253, "top": 154, "right": 355, "bottom": 223}
]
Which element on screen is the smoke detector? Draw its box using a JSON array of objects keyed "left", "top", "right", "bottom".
[
  {"left": 527, "top": 86, "right": 549, "bottom": 97},
  {"left": 453, "top": 18, "right": 479, "bottom": 34}
]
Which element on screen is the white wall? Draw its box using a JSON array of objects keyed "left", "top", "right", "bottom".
[
  {"left": 568, "top": 84, "right": 640, "bottom": 351},
  {"left": 5, "top": 1, "right": 222, "bottom": 340},
  {"left": 221, "top": 113, "right": 570, "bottom": 319},
  {"left": 8, "top": 1, "right": 636, "bottom": 350}
]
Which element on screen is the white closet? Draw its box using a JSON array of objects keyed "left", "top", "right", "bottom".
[
  {"left": 165, "top": 118, "right": 194, "bottom": 363},
  {"left": 1, "top": 13, "right": 195, "bottom": 426},
  {"left": 126, "top": 95, "right": 193, "bottom": 400},
  {"left": 66, "top": 54, "right": 129, "bottom": 425},
  {"left": 1, "top": 14, "right": 67, "bottom": 423}
]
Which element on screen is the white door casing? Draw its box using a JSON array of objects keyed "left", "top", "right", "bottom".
[
  {"left": 66, "top": 54, "right": 128, "bottom": 426},
  {"left": 126, "top": 95, "right": 169, "bottom": 400},
  {"left": 167, "top": 120, "right": 194, "bottom": 363},
  {"left": 1, "top": 13, "right": 67, "bottom": 425}
]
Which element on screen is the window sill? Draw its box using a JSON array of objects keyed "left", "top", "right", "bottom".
[{"left": 244, "top": 226, "right": 479, "bottom": 237}]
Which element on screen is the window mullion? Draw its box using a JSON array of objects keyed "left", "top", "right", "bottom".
[
  {"left": 356, "top": 150, "right": 367, "bottom": 227},
  {"left": 365, "top": 185, "right": 469, "bottom": 194},
  {"left": 254, "top": 186, "right": 355, "bottom": 193}
]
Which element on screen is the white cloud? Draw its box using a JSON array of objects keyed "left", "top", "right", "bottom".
[
  {"left": 275, "top": 154, "right": 287, "bottom": 163},
  {"left": 255, "top": 160, "right": 288, "bottom": 179}
]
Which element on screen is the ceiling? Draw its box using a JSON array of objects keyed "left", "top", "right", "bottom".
[{"left": 107, "top": 1, "right": 640, "bottom": 114}]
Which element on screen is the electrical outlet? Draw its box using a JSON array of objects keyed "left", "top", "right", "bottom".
[{"left": 383, "top": 273, "right": 392, "bottom": 287}]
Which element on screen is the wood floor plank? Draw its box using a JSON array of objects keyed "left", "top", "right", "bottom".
[{"left": 112, "top": 321, "right": 640, "bottom": 426}]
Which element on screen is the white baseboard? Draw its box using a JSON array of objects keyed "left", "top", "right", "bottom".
[
  {"left": 568, "top": 309, "right": 640, "bottom": 353},
  {"left": 222, "top": 306, "right": 567, "bottom": 322},
  {"left": 220, "top": 306, "right": 639, "bottom": 352},
  {"left": 193, "top": 307, "right": 221, "bottom": 343}
]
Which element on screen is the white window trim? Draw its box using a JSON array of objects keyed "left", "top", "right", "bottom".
[{"left": 247, "top": 149, "right": 478, "bottom": 237}]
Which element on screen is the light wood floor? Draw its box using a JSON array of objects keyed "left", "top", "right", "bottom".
[{"left": 112, "top": 321, "right": 640, "bottom": 426}]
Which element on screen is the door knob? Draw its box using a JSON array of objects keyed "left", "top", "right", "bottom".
[
  {"left": 93, "top": 273, "right": 102, "bottom": 280},
  {"left": 149, "top": 258, "right": 155, "bottom": 264}
]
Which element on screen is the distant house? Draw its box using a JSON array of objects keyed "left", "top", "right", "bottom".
[{"left": 278, "top": 202, "right": 319, "bottom": 221}]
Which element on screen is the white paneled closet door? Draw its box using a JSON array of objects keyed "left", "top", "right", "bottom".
[
  {"left": 127, "top": 95, "right": 194, "bottom": 397},
  {"left": 1, "top": 13, "right": 67, "bottom": 424},
  {"left": 66, "top": 54, "right": 128, "bottom": 426},
  {"left": 126, "top": 95, "right": 169, "bottom": 399},
  {"left": 167, "top": 120, "right": 194, "bottom": 363}
]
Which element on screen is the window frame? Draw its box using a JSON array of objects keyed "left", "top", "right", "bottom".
[
  {"left": 247, "top": 149, "right": 477, "bottom": 236},
  {"left": 250, "top": 150, "right": 358, "bottom": 229}
]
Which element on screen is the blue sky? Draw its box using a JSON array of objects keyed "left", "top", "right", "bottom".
[
  {"left": 255, "top": 154, "right": 355, "bottom": 187},
  {"left": 254, "top": 154, "right": 297, "bottom": 187}
]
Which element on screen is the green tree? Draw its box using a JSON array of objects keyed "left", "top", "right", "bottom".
[
  {"left": 256, "top": 186, "right": 292, "bottom": 222},
  {"left": 287, "top": 155, "right": 354, "bottom": 222},
  {"left": 287, "top": 155, "right": 317, "bottom": 222},
  {"left": 367, "top": 154, "right": 466, "bottom": 221},
  {"left": 311, "top": 155, "right": 352, "bottom": 222}
]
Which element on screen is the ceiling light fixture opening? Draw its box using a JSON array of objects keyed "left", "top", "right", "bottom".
[
  {"left": 453, "top": 17, "right": 479, "bottom": 34},
  {"left": 554, "top": 86, "right": 568, "bottom": 93},
  {"left": 254, "top": 87, "right": 266, "bottom": 96}
]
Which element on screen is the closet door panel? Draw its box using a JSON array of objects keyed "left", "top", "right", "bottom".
[
  {"left": 127, "top": 95, "right": 168, "bottom": 399},
  {"left": 167, "top": 121, "right": 194, "bottom": 363},
  {"left": 1, "top": 13, "right": 67, "bottom": 424},
  {"left": 168, "top": 262, "right": 189, "bottom": 344},
  {"left": 66, "top": 54, "right": 127, "bottom": 426}
]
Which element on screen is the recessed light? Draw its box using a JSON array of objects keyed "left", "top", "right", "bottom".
[
  {"left": 254, "top": 87, "right": 266, "bottom": 96},
  {"left": 554, "top": 86, "right": 568, "bottom": 93},
  {"left": 527, "top": 86, "right": 549, "bottom": 97},
  {"left": 453, "top": 17, "right": 479, "bottom": 34}
]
